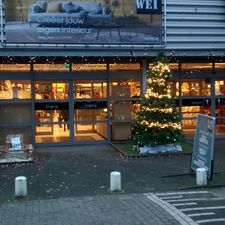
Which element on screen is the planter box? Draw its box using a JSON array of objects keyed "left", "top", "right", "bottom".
[{"left": 139, "top": 144, "right": 182, "bottom": 154}]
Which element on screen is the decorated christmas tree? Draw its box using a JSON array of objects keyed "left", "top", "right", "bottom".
[{"left": 132, "top": 53, "right": 183, "bottom": 149}]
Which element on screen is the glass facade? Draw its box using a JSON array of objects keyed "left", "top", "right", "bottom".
[{"left": 0, "top": 60, "right": 224, "bottom": 146}]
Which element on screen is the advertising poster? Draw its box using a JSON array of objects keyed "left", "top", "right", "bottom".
[{"left": 4, "top": 0, "right": 162, "bottom": 45}]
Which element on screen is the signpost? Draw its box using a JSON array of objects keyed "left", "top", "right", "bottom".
[{"left": 191, "top": 114, "right": 216, "bottom": 180}]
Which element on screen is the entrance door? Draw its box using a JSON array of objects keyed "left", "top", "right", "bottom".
[
  {"left": 73, "top": 81, "right": 108, "bottom": 142},
  {"left": 34, "top": 80, "right": 108, "bottom": 144},
  {"left": 34, "top": 80, "right": 70, "bottom": 144}
]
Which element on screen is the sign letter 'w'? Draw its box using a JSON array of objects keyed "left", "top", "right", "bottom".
[{"left": 136, "top": 0, "right": 145, "bottom": 9}]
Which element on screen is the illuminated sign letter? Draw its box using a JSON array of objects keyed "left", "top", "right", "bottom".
[{"left": 136, "top": 0, "right": 161, "bottom": 14}]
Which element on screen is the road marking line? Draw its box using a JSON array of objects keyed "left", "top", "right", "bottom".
[
  {"left": 167, "top": 198, "right": 225, "bottom": 203},
  {"left": 196, "top": 218, "right": 225, "bottom": 224},
  {"left": 155, "top": 191, "right": 208, "bottom": 196},
  {"left": 181, "top": 206, "right": 225, "bottom": 212},
  {"left": 145, "top": 193, "right": 198, "bottom": 225},
  {"left": 187, "top": 212, "right": 215, "bottom": 217},
  {"left": 161, "top": 195, "right": 183, "bottom": 200},
  {"left": 173, "top": 202, "right": 197, "bottom": 207}
]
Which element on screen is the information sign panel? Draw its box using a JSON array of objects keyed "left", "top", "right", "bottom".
[{"left": 191, "top": 114, "right": 215, "bottom": 179}]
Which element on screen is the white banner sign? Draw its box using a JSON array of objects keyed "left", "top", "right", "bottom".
[{"left": 11, "top": 137, "right": 22, "bottom": 151}]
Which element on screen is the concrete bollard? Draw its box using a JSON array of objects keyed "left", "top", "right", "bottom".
[
  {"left": 196, "top": 168, "right": 207, "bottom": 186},
  {"left": 15, "top": 176, "right": 27, "bottom": 197},
  {"left": 110, "top": 171, "right": 121, "bottom": 192}
]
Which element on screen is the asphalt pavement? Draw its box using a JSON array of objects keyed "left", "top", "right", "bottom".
[{"left": 0, "top": 140, "right": 225, "bottom": 225}]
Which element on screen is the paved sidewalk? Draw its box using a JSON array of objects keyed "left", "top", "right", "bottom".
[{"left": 0, "top": 193, "right": 192, "bottom": 225}]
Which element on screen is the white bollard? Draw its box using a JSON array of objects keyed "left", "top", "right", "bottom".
[
  {"left": 110, "top": 171, "right": 121, "bottom": 192},
  {"left": 15, "top": 176, "right": 27, "bottom": 197},
  {"left": 196, "top": 168, "right": 207, "bottom": 186}
]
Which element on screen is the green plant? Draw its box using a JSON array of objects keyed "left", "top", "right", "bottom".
[{"left": 132, "top": 53, "right": 184, "bottom": 147}]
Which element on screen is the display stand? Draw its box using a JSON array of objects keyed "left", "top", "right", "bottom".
[{"left": 0, "top": 134, "right": 34, "bottom": 164}]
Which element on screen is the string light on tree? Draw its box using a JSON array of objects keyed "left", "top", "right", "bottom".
[{"left": 132, "top": 53, "right": 183, "bottom": 148}]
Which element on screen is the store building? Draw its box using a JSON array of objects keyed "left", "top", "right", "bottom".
[{"left": 0, "top": 0, "right": 224, "bottom": 146}]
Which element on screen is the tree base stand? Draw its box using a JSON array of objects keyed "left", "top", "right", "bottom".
[{"left": 138, "top": 144, "right": 182, "bottom": 154}]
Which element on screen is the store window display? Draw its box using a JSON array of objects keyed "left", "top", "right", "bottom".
[
  {"left": 215, "top": 80, "right": 225, "bottom": 134},
  {"left": 0, "top": 64, "right": 30, "bottom": 71},
  {"left": 215, "top": 80, "right": 225, "bottom": 96},
  {"left": 33, "top": 64, "right": 69, "bottom": 72},
  {"left": 110, "top": 63, "right": 140, "bottom": 71},
  {"left": 0, "top": 80, "right": 31, "bottom": 99},
  {"left": 110, "top": 80, "right": 140, "bottom": 98},
  {"left": 74, "top": 82, "right": 106, "bottom": 99},
  {"left": 35, "top": 81, "right": 68, "bottom": 100},
  {"left": 181, "top": 79, "right": 210, "bottom": 96},
  {"left": 72, "top": 64, "right": 107, "bottom": 71},
  {"left": 181, "top": 63, "right": 212, "bottom": 73}
]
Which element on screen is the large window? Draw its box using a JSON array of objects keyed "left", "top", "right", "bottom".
[
  {"left": 0, "top": 103, "right": 32, "bottom": 145},
  {"left": 109, "top": 70, "right": 141, "bottom": 141},
  {"left": 215, "top": 80, "right": 225, "bottom": 96},
  {"left": 149, "top": 63, "right": 179, "bottom": 72},
  {"left": 0, "top": 103, "right": 32, "bottom": 124},
  {"left": 215, "top": 63, "right": 225, "bottom": 71},
  {"left": 180, "top": 79, "right": 211, "bottom": 96},
  {"left": 181, "top": 63, "right": 212, "bottom": 73},
  {"left": 110, "top": 80, "right": 140, "bottom": 98},
  {"left": 0, "top": 64, "right": 30, "bottom": 71},
  {"left": 0, "top": 80, "right": 31, "bottom": 99},
  {"left": 215, "top": 79, "right": 225, "bottom": 136},
  {"left": 33, "top": 64, "right": 70, "bottom": 71},
  {"left": 72, "top": 64, "right": 107, "bottom": 71},
  {"left": 35, "top": 81, "right": 69, "bottom": 100},
  {"left": 109, "top": 63, "right": 140, "bottom": 71},
  {"left": 74, "top": 81, "right": 107, "bottom": 99}
]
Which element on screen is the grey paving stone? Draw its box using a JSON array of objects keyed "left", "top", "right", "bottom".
[{"left": 0, "top": 193, "right": 181, "bottom": 225}]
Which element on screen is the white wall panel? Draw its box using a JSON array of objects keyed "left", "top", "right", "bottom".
[{"left": 164, "top": 0, "right": 225, "bottom": 50}]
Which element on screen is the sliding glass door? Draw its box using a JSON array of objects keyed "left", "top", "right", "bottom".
[{"left": 34, "top": 80, "right": 108, "bottom": 144}]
